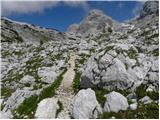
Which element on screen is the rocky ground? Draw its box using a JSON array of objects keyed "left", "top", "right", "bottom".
[{"left": 1, "top": 1, "right": 159, "bottom": 119}]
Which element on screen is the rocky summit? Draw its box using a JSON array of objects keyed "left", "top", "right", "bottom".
[{"left": 1, "top": 1, "right": 159, "bottom": 119}]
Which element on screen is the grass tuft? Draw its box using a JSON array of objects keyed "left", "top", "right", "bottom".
[
  {"left": 72, "top": 71, "right": 81, "bottom": 94},
  {"left": 12, "top": 68, "right": 67, "bottom": 119},
  {"left": 55, "top": 100, "right": 63, "bottom": 118}
]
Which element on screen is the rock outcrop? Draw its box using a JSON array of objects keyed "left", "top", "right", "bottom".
[
  {"left": 70, "top": 88, "right": 102, "bottom": 119},
  {"left": 35, "top": 98, "right": 59, "bottom": 119},
  {"left": 139, "top": 1, "right": 159, "bottom": 19},
  {"left": 103, "top": 91, "right": 129, "bottom": 113}
]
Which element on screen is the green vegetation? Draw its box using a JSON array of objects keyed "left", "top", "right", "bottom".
[
  {"left": 93, "top": 32, "right": 109, "bottom": 43},
  {"left": 25, "top": 56, "right": 43, "bottom": 81},
  {"left": 94, "top": 89, "right": 109, "bottom": 106},
  {"left": 1, "top": 30, "right": 23, "bottom": 43},
  {"left": 77, "top": 54, "right": 91, "bottom": 65},
  {"left": 127, "top": 47, "right": 138, "bottom": 59},
  {"left": 124, "top": 63, "right": 128, "bottom": 70},
  {"left": 40, "top": 35, "right": 49, "bottom": 45},
  {"left": 78, "top": 58, "right": 86, "bottom": 64},
  {"left": 104, "top": 45, "right": 114, "bottom": 54},
  {"left": 89, "top": 48, "right": 96, "bottom": 53},
  {"left": 141, "top": 30, "right": 150, "bottom": 36},
  {"left": 94, "top": 88, "right": 129, "bottom": 107},
  {"left": 151, "top": 48, "right": 159, "bottom": 56},
  {"left": 127, "top": 29, "right": 134, "bottom": 34},
  {"left": 136, "top": 46, "right": 144, "bottom": 53},
  {"left": 12, "top": 68, "right": 67, "bottom": 119},
  {"left": 102, "top": 102, "right": 159, "bottom": 119},
  {"left": 98, "top": 83, "right": 158, "bottom": 119},
  {"left": 115, "top": 47, "right": 138, "bottom": 59},
  {"left": 135, "top": 84, "right": 159, "bottom": 100},
  {"left": 1, "top": 87, "right": 15, "bottom": 99},
  {"left": 56, "top": 101, "right": 63, "bottom": 118},
  {"left": 1, "top": 50, "right": 12, "bottom": 57},
  {"left": 119, "top": 35, "right": 128, "bottom": 39},
  {"left": 1, "top": 103, "right": 5, "bottom": 111},
  {"left": 72, "top": 71, "right": 81, "bottom": 94},
  {"left": 12, "top": 95, "right": 38, "bottom": 118}
]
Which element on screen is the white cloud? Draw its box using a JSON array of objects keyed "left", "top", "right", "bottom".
[
  {"left": 1, "top": 0, "right": 89, "bottom": 16},
  {"left": 117, "top": 2, "right": 124, "bottom": 9},
  {"left": 63, "top": 1, "right": 89, "bottom": 11}
]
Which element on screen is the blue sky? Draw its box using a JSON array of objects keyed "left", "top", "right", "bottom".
[{"left": 2, "top": 1, "right": 144, "bottom": 32}]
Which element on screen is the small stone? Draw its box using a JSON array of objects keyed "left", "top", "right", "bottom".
[
  {"left": 129, "top": 103, "right": 137, "bottom": 110},
  {"left": 139, "top": 96, "right": 153, "bottom": 104}
]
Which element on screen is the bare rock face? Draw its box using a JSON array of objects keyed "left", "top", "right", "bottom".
[
  {"left": 35, "top": 98, "right": 59, "bottom": 119},
  {"left": 103, "top": 91, "right": 129, "bottom": 113},
  {"left": 19, "top": 75, "right": 35, "bottom": 84},
  {"left": 74, "top": 9, "right": 118, "bottom": 37},
  {"left": 70, "top": 88, "right": 102, "bottom": 119},
  {"left": 139, "top": 1, "right": 159, "bottom": 19}
]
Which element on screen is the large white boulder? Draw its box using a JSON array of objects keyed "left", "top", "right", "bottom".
[
  {"left": 35, "top": 98, "right": 59, "bottom": 119},
  {"left": 70, "top": 88, "right": 102, "bottom": 119},
  {"left": 103, "top": 91, "right": 129, "bottom": 113}
]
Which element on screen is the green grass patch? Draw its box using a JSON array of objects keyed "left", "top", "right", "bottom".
[
  {"left": 12, "top": 68, "right": 67, "bottom": 119},
  {"left": 94, "top": 88, "right": 129, "bottom": 107},
  {"left": 135, "top": 84, "right": 159, "bottom": 100},
  {"left": 119, "top": 35, "right": 128, "bottom": 39},
  {"left": 151, "top": 48, "right": 159, "bottom": 56},
  {"left": 72, "top": 71, "right": 81, "bottom": 94},
  {"left": 1, "top": 86, "right": 15, "bottom": 98},
  {"left": 127, "top": 47, "right": 138, "bottom": 59},
  {"left": 102, "top": 102, "right": 159, "bottom": 119},
  {"left": 55, "top": 101, "right": 63, "bottom": 118}
]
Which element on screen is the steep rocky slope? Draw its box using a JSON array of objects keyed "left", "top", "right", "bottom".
[{"left": 1, "top": 1, "right": 159, "bottom": 119}]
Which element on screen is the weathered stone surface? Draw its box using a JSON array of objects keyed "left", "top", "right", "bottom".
[
  {"left": 129, "top": 103, "right": 137, "bottom": 110},
  {"left": 19, "top": 75, "right": 35, "bottom": 84},
  {"left": 35, "top": 98, "right": 59, "bottom": 119},
  {"left": 127, "top": 92, "right": 137, "bottom": 100},
  {"left": 1, "top": 88, "right": 37, "bottom": 118},
  {"left": 38, "top": 67, "right": 58, "bottom": 84},
  {"left": 70, "top": 88, "right": 102, "bottom": 119},
  {"left": 139, "top": 96, "right": 153, "bottom": 104},
  {"left": 140, "top": 1, "right": 159, "bottom": 19},
  {"left": 103, "top": 91, "right": 129, "bottom": 113}
]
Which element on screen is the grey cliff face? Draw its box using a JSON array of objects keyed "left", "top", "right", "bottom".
[{"left": 139, "top": 1, "right": 159, "bottom": 19}]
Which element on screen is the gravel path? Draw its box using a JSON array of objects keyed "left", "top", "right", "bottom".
[{"left": 55, "top": 53, "right": 76, "bottom": 119}]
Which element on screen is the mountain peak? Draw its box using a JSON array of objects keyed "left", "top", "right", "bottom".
[{"left": 88, "top": 9, "right": 104, "bottom": 16}]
